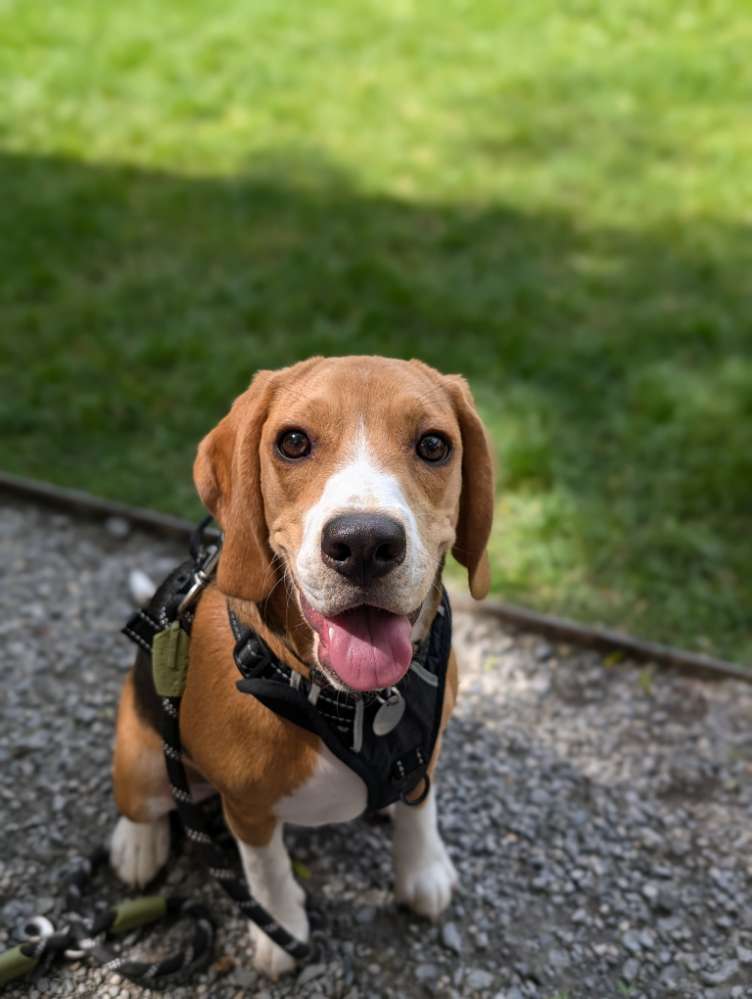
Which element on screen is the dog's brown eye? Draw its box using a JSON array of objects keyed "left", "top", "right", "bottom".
[
  {"left": 277, "top": 429, "right": 311, "bottom": 460},
  {"left": 416, "top": 433, "right": 451, "bottom": 464}
]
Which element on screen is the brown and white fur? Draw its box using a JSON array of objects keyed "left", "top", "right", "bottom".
[{"left": 110, "top": 356, "right": 494, "bottom": 979}]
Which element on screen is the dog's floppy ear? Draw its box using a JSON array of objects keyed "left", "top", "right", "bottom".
[
  {"left": 446, "top": 375, "right": 495, "bottom": 600},
  {"left": 194, "top": 370, "right": 276, "bottom": 603}
]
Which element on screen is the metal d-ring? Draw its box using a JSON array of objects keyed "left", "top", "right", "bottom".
[
  {"left": 23, "top": 915, "right": 55, "bottom": 941},
  {"left": 400, "top": 773, "right": 431, "bottom": 807}
]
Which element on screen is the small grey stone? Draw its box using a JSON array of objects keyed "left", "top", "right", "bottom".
[
  {"left": 639, "top": 928, "right": 656, "bottom": 950},
  {"left": 231, "top": 967, "right": 256, "bottom": 987},
  {"left": 3, "top": 900, "right": 31, "bottom": 924},
  {"left": 654, "top": 889, "right": 678, "bottom": 915},
  {"left": 466, "top": 968, "right": 494, "bottom": 991},
  {"left": 623, "top": 930, "right": 642, "bottom": 954},
  {"left": 416, "top": 963, "right": 439, "bottom": 983},
  {"left": 659, "top": 964, "right": 681, "bottom": 988},
  {"left": 550, "top": 948, "right": 570, "bottom": 969},
  {"left": 642, "top": 882, "right": 659, "bottom": 903},
  {"left": 104, "top": 516, "right": 131, "bottom": 539},
  {"left": 700, "top": 960, "right": 739, "bottom": 986},
  {"left": 297, "top": 963, "right": 327, "bottom": 986},
  {"left": 622, "top": 958, "right": 640, "bottom": 982},
  {"left": 474, "top": 929, "right": 489, "bottom": 950},
  {"left": 440, "top": 921, "right": 463, "bottom": 954}
]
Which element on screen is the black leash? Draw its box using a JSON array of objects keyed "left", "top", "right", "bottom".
[{"left": 0, "top": 847, "right": 214, "bottom": 989}]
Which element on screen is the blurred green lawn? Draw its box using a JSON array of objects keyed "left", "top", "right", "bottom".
[{"left": 1, "top": 1, "right": 751, "bottom": 661}]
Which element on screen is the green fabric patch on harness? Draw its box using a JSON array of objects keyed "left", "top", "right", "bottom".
[
  {"left": 152, "top": 621, "right": 190, "bottom": 697},
  {"left": 111, "top": 895, "right": 168, "bottom": 935}
]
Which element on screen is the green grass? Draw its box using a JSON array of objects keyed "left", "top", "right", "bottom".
[{"left": 1, "top": 0, "right": 751, "bottom": 662}]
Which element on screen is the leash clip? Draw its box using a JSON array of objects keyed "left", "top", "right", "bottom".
[
  {"left": 23, "top": 913, "right": 84, "bottom": 962},
  {"left": 177, "top": 544, "right": 220, "bottom": 615},
  {"left": 0, "top": 915, "right": 67, "bottom": 986}
]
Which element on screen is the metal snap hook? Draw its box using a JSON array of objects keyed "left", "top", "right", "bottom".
[{"left": 23, "top": 915, "right": 55, "bottom": 941}]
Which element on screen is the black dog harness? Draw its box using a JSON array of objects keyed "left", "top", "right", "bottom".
[
  {"left": 231, "top": 595, "right": 451, "bottom": 812},
  {"left": 122, "top": 520, "right": 453, "bottom": 960}
]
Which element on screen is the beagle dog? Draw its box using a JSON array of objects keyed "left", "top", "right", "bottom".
[{"left": 110, "top": 356, "right": 494, "bottom": 978}]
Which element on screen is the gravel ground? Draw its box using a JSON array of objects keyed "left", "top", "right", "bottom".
[{"left": 1, "top": 499, "right": 751, "bottom": 999}]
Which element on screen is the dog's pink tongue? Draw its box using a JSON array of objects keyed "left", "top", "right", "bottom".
[{"left": 320, "top": 607, "right": 413, "bottom": 692}]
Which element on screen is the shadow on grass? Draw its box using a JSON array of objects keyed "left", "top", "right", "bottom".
[{"left": 1, "top": 149, "right": 750, "bottom": 658}]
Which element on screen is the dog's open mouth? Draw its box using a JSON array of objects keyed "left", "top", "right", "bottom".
[{"left": 301, "top": 600, "right": 414, "bottom": 692}]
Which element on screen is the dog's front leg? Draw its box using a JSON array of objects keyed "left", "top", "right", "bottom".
[
  {"left": 230, "top": 817, "right": 309, "bottom": 980},
  {"left": 393, "top": 783, "right": 458, "bottom": 919}
]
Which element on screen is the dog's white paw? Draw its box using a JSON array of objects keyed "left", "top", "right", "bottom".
[
  {"left": 250, "top": 880, "right": 308, "bottom": 980},
  {"left": 110, "top": 815, "right": 170, "bottom": 888},
  {"left": 395, "top": 844, "right": 458, "bottom": 920}
]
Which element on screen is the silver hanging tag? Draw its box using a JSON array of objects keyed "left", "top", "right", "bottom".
[{"left": 372, "top": 687, "right": 405, "bottom": 736}]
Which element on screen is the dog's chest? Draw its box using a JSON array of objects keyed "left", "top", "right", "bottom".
[{"left": 274, "top": 743, "right": 367, "bottom": 826}]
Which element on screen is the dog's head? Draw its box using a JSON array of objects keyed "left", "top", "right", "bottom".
[{"left": 194, "top": 356, "right": 494, "bottom": 692}]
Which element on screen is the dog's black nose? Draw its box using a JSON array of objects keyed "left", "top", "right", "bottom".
[{"left": 321, "top": 514, "right": 406, "bottom": 586}]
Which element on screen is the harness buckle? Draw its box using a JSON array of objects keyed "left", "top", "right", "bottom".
[{"left": 177, "top": 544, "right": 220, "bottom": 615}]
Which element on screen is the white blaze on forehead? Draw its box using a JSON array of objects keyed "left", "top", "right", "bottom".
[
  {"left": 295, "top": 420, "right": 429, "bottom": 603},
  {"left": 306, "top": 421, "right": 417, "bottom": 522}
]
